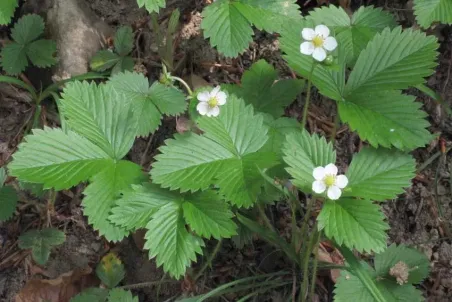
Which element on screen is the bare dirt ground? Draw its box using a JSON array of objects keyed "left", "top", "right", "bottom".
[{"left": 1, "top": 0, "right": 452, "bottom": 301}]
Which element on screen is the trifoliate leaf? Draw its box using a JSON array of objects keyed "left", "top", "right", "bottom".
[
  {"left": 414, "top": 0, "right": 452, "bottom": 28},
  {"left": 9, "top": 127, "right": 111, "bottom": 191},
  {"left": 60, "top": 81, "right": 136, "bottom": 159},
  {"left": 96, "top": 253, "right": 125, "bottom": 288},
  {"left": 345, "top": 27, "right": 438, "bottom": 96},
  {"left": 107, "top": 289, "right": 138, "bottom": 302},
  {"left": 374, "top": 244, "right": 429, "bottom": 284},
  {"left": 26, "top": 39, "right": 57, "bottom": 67},
  {"left": 279, "top": 19, "right": 346, "bottom": 101},
  {"left": 0, "top": 0, "right": 18, "bottom": 25},
  {"left": 90, "top": 50, "right": 121, "bottom": 72},
  {"left": 151, "top": 95, "right": 278, "bottom": 207},
  {"left": 11, "top": 14, "right": 44, "bottom": 45},
  {"left": 111, "top": 56, "right": 134, "bottom": 75},
  {"left": 182, "top": 190, "right": 237, "bottom": 239},
  {"left": 114, "top": 26, "right": 134, "bottom": 56},
  {"left": 83, "top": 160, "right": 144, "bottom": 242},
  {"left": 18, "top": 228, "right": 66, "bottom": 265},
  {"left": 345, "top": 148, "right": 416, "bottom": 201},
  {"left": 0, "top": 185, "right": 17, "bottom": 221},
  {"left": 339, "top": 90, "right": 433, "bottom": 150},
  {"left": 145, "top": 201, "right": 204, "bottom": 279},
  {"left": 283, "top": 130, "right": 336, "bottom": 192},
  {"left": 108, "top": 71, "right": 186, "bottom": 136},
  {"left": 0, "top": 42, "right": 28, "bottom": 75},
  {"left": 70, "top": 288, "right": 109, "bottom": 302},
  {"left": 307, "top": 5, "right": 396, "bottom": 66},
  {"left": 202, "top": 0, "right": 301, "bottom": 58},
  {"left": 136, "top": 0, "right": 166, "bottom": 14},
  {"left": 224, "top": 60, "right": 304, "bottom": 118},
  {"left": 317, "top": 198, "right": 388, "bottom": 253}
]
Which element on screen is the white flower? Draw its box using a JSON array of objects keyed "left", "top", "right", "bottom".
[
  {"left": 300, "top": 25, "right": 338, "bottom": 62},
  {"left": 196, "top": 86, "right": 227, "bottom": 117},
  {"left": 312, "top": 163, "right": 348, "bottom": 200}
]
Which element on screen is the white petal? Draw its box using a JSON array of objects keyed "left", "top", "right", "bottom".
[
  {"left": 300, "top": 42, "right": 315, "bottom": 55},
  {"left": 216, "top": 91, "right": 227, "bottom": 105},
  {"left": 324, "top": 163, "right": 338, "bottom": 176},
  {"left": 313, "top": 167, "right": 326, "bottom": 180},
  {"left": 197, "top": 91, "right": 210, "bottom": 102},
  {"left": 327, "top": 186, "right": 342, "bottom": 200},
  {"left": 335, "top": 175, "right": 348, "bottom": 189},
  {"left": 197, "top": 102, "right": 209, "bottom": 115},
  {"left": 315, "top": 24, "right": 330, "bottom": 38},
  {"left": 312, "top": 180, "right": 327, "bottom": 194},
  {"left": 209, "top": 106, "right": 220, "bottom": 117},
  {"left": 323, "top": 36, "right": 338, "bottom": 51},
  {"left": 301, "top": 28, "right": 316, "bottom": 41},
  {"left": 211, "top": 86, "right": 221, "bottom": 97},
  {"left": 312, "top": 47, "right": 327, "bottom": 62}
]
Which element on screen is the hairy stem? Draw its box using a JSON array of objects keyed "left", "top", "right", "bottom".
[
  {"left": 171, "top": 76, "right": 193, "bottom": 96},
  {"left": 194, "top": 239, "right": 223, "bottom": 281},
  {"left": 300, "top": 225, "right": 319, "bottom": 302},
  {"left": 301, "top": 64, "right": 316, "bottom": 129}
]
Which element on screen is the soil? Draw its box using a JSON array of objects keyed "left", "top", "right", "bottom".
[{"left": 1, "top": 0, "right": 452, "bottom": 301}]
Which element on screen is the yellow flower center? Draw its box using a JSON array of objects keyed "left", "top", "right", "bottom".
[
  {"left": 208, "top": 97, "right": 218, "bottom": 108},
  {"left": 312, "top": 36, "right": 324, "bottom": 48},
  {"left": 324, "top": 175, "right": 336, "bottom": 187}
]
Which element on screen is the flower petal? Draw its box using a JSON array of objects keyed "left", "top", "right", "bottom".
[
  {"left": 300, "top": 42, "right": 315, "bottom": 55},
  {"left": 301, "top": 28, "right": 316, "bottom": 41},
  {"left": 324, "top": 163, "right": 338, "bottom": 176},
  {"left": 313, "top": 167, "right": 326, "bottom": 180},
  {"left": 327, "top": 186, "right": 342, "bottom": 200},
  {"left": 211, "top": 86, "right": 221, "bottom": 97},
  {"left": 216, "top": 91, "right": 227, "bottom": 105},
  {"left": 335, "top": 175, "right": 348, "bottom": 189},
  {"left": 210, "top": 106, "right": 220, "bottom": 117},
  {"left": 312, "top": 180, "right": 327, "bottom": 194},
  {"left": 197, "top": 102, "right": 209, "bottom": 115},
  {"left": 312, "top": 47, "right": 327, "bottom": 62},
  {"left": 197, "top": 91, "right": 210, "bottom": 102},
  {"left": 315, "top": 24, "right": 330, "bottom": 38},
  {"left": 323, "top": 36, "right": 338, "bottom": 51}
]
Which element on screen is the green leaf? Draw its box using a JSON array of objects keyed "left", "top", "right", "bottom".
[
  {"left": 0, "top": 185, "right": 18, "bottom": 221},
  {"left": 283, "top": 130, "right": 336, "bottom": 192},
  {"left": 90, "top": 50, "right": 121, "bottom": 71},
  {"left": 60, "top": 81, "right": 136, "bottom": 159},
  {"left": 0, "top": 42, "right": 28, "bottom": 75},
  {"left": 338, "top": 90, "right": 433, "bottom": 150},
  {"left": 317, "top": 198, "right": 388, "bottom": 253},
  {"left": 144, "top": 201, "right": 203, "bottom": 278},
  {"left": 307, "top": 5, "right": 396, "bottom": 65},
  {"left": 107, "top": 289, "right": 138, "bottom": 302},
  {"left": 345, "top": 27, "right": 438, "bottom": 96},
  {"left": 96, "top": 253, "right": 125, "bottom": 288},
  {"left": 414, "top": 0, "right": 452, "bottom": 28},
  {"left": 11, "top": 14, "right": 44, "bottom": 45},
  {"left": 18, "top": 228, "right": 66, "bottom": 265},
  {"left": 374, "top": 244, "right": 430, "bottom": 284},
  {"left": 261, "top": 116, "right": 300, "bottom": 156},
  {"left": 112, "top": 56, "right": 135, "bottom": 75},
  {"left": 224, "top": 60, "right": 304, "bottom": 118},
  {"left": 114, "top": 26, "right": 134, "bottom": 56},
  {"left": 83, "top": 160, "right": 144, "bottom": 242},
  {"left": 108, "top": 71, "right": 187, "bottom": 136},
  {"left": 9, "top": 127, "right": 111, "bottom": 191},
  {"left": 279, "top": 19, "right": 346, "bottom": 101},
  {"left": 151, "top": 95, "right": 277, "bottom": 207},
  {"left": 26, "top": 39, "right": 57, "bottom": 68},
  {"left": 0, "top": 167, "right": 6, "bottom": 186},
  {"left": 345, "top": 148, "right": 416, "bottom": 201},
  {"left": 0, "top": 0, "right": 18, "bottom": 25},
  {"left": 182, "top": 190, "right": 237, "bottom": 239},
  {"left": 70, "top": 288, "right": 109, "bottom": 302},
  {"left": 136, "top": 0, "right": 166, "bottom": 14}
]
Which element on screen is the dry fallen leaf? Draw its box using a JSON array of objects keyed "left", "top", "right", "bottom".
[
  {"left": 15, "top": 267, "right": 98, "bottom": 302},
  {"left": 316, "top": 243, "right": 344, "bottom": 283}
]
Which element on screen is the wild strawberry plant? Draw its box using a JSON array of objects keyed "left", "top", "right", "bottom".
[
  {"left": 0, "top": 0, "right": 18, "bottom": 25},
  {"left": 413, "top": 0, "right": 452, "bottom": 28}
]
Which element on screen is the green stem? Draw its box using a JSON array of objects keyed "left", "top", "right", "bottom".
[
  {"left": 301, "top": 64, "right": 316, "bottom": 129},
  {"left": 257, "top": 203, "right": 276, "bottom": 232},
  {"left": 309, "top": 230, "right": 321, "bottom": 298},
  {"left": 331, "top": 110, "right": 340, "bottom": 144},
  {"left": 300, "top": 225, "right": 319, "bottom": 302},
  {"left": 171, "top": 76, "right": 193, "bottom": 96},
  {"left": 0, "top": 75, "right": 37, "bottom": 100},
  {"left": 194, "top": 239, "right": 223, "bottom": 281}
]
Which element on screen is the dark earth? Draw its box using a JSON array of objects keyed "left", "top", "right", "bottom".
[{"left": 1, "top": 0, "right": 452, "bottom": 301}]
